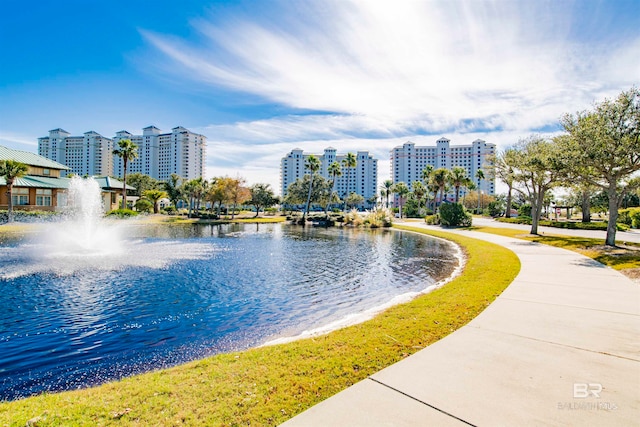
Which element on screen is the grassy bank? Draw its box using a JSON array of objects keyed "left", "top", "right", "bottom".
[
  {"left": 0, "top": 226, "right": 520, "bottom": 426},
  {"left": 161, "top": 215, "right": 286, "bottom": 225},
  {"left": 471, "top": 226, "right": 640, "bottom": 272}
]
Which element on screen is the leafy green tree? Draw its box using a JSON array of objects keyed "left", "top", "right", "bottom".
[
  {"left": 249, "top": 183, "right": 277, "bottom": 217},
  {"left": 181, "top": 179, "right": 198, "bottom": 217},
  {"left": 411, "top": 181, "right": 426, "bottom": 215},
  {"left": 112, "top": 139, "right": 139, "bottom": 209},
  {"left": 449, "top": 166, "right": 471, "bottom": 203},
  {"left": 427, "top": 181, "right": 439, "bottom": 214},
  {"left": 345, "top": 192, "right": 365, "bottom": 209},
  {"left": 227, "top": 177, "right": 251, "bottom": 219},
  {"left": 475, "top": 169, "right": 485, "bottom": 213},
  {"left": 431, "top": 168, "right": 450, "bottom": 212},
  {"left": 510, "top": 135, "right": 567, "bottom": 234},
  {"left": 142, "top": 189, "right": 168, "bottom": 214},
  {"left": 134, "top": 198, "right": 153, "bottom": 213},
  {"left": 164, "top": 174, "right": 184, "bottom": 209},
  {"left": 381, "top": 179, "right": 394, "bottom": 208},
  {"left": 393, "top": 182, "right": 409, "bottom": 219},
  {"left": 560, "top": 87, "right": 640, "bottom": 246},
  {"left": 0, "top": 160, "right": 28, "bottom": 222},
  {"left": 207, "top": 177, "right": 230, "bottom": 216},
  {"left": 302, "top": 155, "right": 321, "bottom": 222},
  {"left": 492, "top": 149, "right": 517, "bottom": 217},
  {"left": 328, "top": 162, "right": 342, "bottom": 206},
  {"left": 127, "top": 173, "right": 161, "bottom": 197}
]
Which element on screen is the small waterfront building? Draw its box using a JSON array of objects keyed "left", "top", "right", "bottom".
[{"left": 0, "top": 145, "right": 71, "bottom": 212}]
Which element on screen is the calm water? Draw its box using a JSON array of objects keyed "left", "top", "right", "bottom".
[{"left": 0, "top": 223, "right": 457, "bottom": 401}]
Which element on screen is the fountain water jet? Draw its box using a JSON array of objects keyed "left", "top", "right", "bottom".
[
  {"left": 0, "top": 176, "right": 213, "bottom": 279},
  {"left": 48, "top": 176, "right": 124, "bottom": 256}
]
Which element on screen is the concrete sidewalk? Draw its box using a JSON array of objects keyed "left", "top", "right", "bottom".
[
  {"left": 472, "top": 216, "right": 640, "bottom": 243},
  {"left": 281, "top": 226, "right": 640, "bottom": 426}
]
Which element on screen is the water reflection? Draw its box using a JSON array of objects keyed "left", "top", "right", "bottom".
[{"left": 0, "top": 223, "right": 458, "bottom": 400}]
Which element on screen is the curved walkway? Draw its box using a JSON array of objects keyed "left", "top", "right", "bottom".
[{"left": 281, "top": 225, "right": 640, "bottom": 426}]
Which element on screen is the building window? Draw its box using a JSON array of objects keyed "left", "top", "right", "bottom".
[
  {"left": 12, "top": 187, "right": 29, "bottom": 205},
  {"left": 43, "top": 168, "right": 50, "bottom": 176},
  {"left": 36, "top": 189, "right": 52, "bottom": 206}
]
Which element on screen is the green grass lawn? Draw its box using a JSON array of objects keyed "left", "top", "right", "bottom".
[
  {"left": 0, "top": 225, "right": 520, "bottom": 426},
  {"left": 469, "top": 226, "right": 640, "bottom": 271}
]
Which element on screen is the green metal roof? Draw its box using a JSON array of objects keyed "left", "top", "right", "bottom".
[
  {"left": 0, "top": 175, "right": 134, "bottom": 191},
  {"left": 0, "top": 176, "right": 71, "bottom": 189},
  {"left": 90, "top": 176, "right": 136, "bottom": 191},
  {"left": 0, "top": 145, "right": 70, "bottom": 170}
]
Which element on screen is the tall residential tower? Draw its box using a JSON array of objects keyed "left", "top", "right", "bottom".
[
  {"left": 280, "top": 148, "right": 378, "bottom": 206},
  {"left": 391, "top": 137, "right": 495, "bottom": 202},
  {"left": 39, "top": 126, "right": 206, "bottom": 180}
]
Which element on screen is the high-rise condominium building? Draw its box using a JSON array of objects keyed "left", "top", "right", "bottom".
[
  {"left": 391, "top": 137, "right": 496, "bottom": 201},
  {"left": 38, "top": 126, "right": 206, "bottom": 181},
  {"left": 280, "top": 148, "right": 378, "bottom": 205},
  {"left": 38, "top": 129, "right": 114, "bottom": 177},
  {"left": 113, "top": 126, "right": 206, "bottom": 181}
]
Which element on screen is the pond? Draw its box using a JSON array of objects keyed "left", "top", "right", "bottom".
[{"left": 0, "top": 222, "right": 459, "bottom": 401}]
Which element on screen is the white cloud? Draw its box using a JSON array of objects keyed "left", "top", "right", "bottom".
[
  {"left": 0, "top": 132, "right": 38, "bottom": 149},
  {"left": 143, "top": 0, "right": 638, "bottom": 194}
]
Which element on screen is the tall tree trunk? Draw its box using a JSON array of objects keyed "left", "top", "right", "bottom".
[
  {"left": 121, "top": 160, "right": 128, "bottom": 209},
  {"left": 455, "top": 186, "right": 460, "bottom": 203},
  {"left": 505, "top": 184, "right": 513, "bottom": 218},
  {"left": 530, "top": 191, "right": 545, "bottom": 235},
  {"left": 581, "top": 191, "right": 591, "bottom": 223},
  {"left": 303, "top": 175, "right": 314, "bottom": 222},
  {"left": 606, "top": 185, "right": 619, "bottom": 247},
  {"left": 6, "top": 183, "right": 14, "bottom": 222}
]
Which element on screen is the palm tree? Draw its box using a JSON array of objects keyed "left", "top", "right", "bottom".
[
  {"left": 0, "top": 160, "right": 28, "bottom": 222},
  {"left": 427, "top": 181, "right": 439, "bottom": 214},
  {"left": 181, "top": 179, "right": 197, "bottom": 217},
  {"left": 112, "top": 139, "right": 138, "bottom": 209},
  {"left": 449, "top": 166, "right": 471, "bottom": 203},
  {"left": 381, "top": 179, "right": 394, "bottom": 208},
  {"left": 431, "top": 168, "right": 450, "bottom": 212},
  {"left": 342, "top": 152, "right": 357, "bottom": 211},
  {"left": 421, "top": 166, "right": 434, "bottom": 211},
  {"left": 163, "top": 173, "right": 183, "bottom": 209},
  {"left": 412, "top": 181, "right": 426, "bottom": 215},
  {"left": 421, "top": 165, "right": 434, "bottom": 184},
  {"left": 327, "top": 161, "right": 342, "bottom": 211},
  {"left": 394, "top": 182, "right": 409, "bottom": 219},
  {"left": 143, "top": 189, "right": 168, "bottom": 214},
  {"left": 303, "top": 155, "right": 321, "bottom": 222},
  {"left": 476, "top": 169, "right": 486, "bottom": 213}
]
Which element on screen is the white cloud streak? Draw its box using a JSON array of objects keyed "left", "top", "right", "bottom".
[{"left": 143, "top": 0, "right": 639, "bottom": 193}]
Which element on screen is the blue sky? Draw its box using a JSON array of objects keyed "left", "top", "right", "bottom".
[{"left": 1, "top": 0, "right": 638, "bottom": 193}]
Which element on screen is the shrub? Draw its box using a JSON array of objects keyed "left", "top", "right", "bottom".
[
  {"left": 107, "top": 208, "right": 138, "bottom": 218},
  {"left": 0, "top": 210, "right": 60, "bottom": 223},
  {"left": 487, "top": 201, "right": 504, "bottom": 217},
  {"left": 164, "top": 206, "right": 177, "bottom": 215},
  {"left": 424, "top": 214, "right": 440, "bottom": 225},
  {"left": 439, "top": 203, "right": 472, "bottom": 227},
  {"left": 619, "top": 207, "right": 640, "bottom": 228},
  {"left": 135, "top": 199, "right": 153, "bottom": 213},
  {"left": 343, "top": 208, "right": 364, "bottom": 227},
  {"left": 518, "top": 204, "right": 532, "bottom": 217},
  {"left": 363, "top": 208, "right": 393, "bottom": 228}
]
